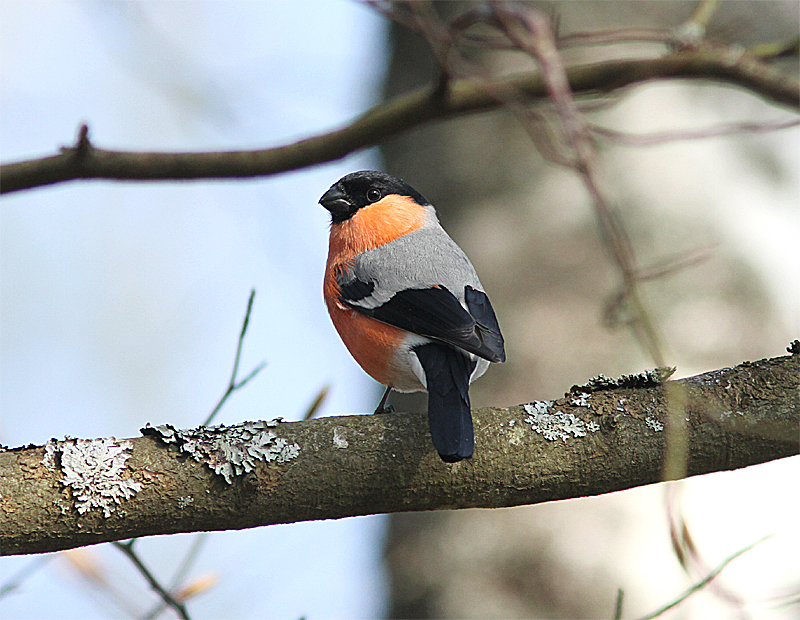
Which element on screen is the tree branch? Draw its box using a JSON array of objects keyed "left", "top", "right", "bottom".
[
  {"left": 0, "top": 352, "right": 797, "bottom": 556},
  {"left": 1, "top": 45, "right": 797, "bottom": 195}
]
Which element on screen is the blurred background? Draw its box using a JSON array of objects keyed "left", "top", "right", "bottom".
[{"left": 1, "top": 1, "right": 798, "bottom": 619}]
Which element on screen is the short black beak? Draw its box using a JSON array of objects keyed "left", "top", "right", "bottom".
[{"left": 319, "top": 185, "right": 352, "bottom": 218}]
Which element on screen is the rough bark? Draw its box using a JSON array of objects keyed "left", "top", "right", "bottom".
[{"left": 1, "top": 352, "right": 797, "bottom": 557}]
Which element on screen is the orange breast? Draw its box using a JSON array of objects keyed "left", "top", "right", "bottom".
[
  {"left": 327, "top": 194, "right": 428, "bottom": 258},
  {"left": 324, "top": 194, "right": 427, "bottom": 386},
  {"left": 324, "top": 288, "right": 406, "bottom": 387}
]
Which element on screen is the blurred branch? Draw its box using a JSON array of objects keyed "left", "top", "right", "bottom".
[
  {"left": 636, "top": 536, "right": 770, "bottom": 620},
  {"left": 494, "top": 4, "right": 666, "bottom": 364},
  {"left": 557, "top": 28, "right": 671, "bottom": 48},
  {"left": 1, "top": 351, "right": 797, "bottom": 556},
  {"left": 0, "top": 555, "right": 54, "bottom": 599},
  {"left": 675, "top": 0, "right": 721, "bottom": 43},
  {"left": 302, "top": 384, "right": 330, "bottom": 421},
  {"left": 1, "top": 43, "right": 797, "bottom": 194},
  {"left": 590, "top": 118, "right": 800, "bottom": 146},
  {"left": 666, "top": 485, "right": 748, "bottom": 610},
  {"left": 112, "top": 541, "right": 191, "bottom": 620},
  {"left": 143, "top": 535, "right": 210, "bottom": 620}
]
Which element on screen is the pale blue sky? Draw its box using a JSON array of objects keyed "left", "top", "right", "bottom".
[{"left": 1, "top": 1, "right": 390, "bottom": 617}]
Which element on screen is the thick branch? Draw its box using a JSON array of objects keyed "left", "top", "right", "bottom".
[
  {"left": 1, "top": 45, "right": 797, "bottom": 194},
  {"left": 1, "top": 353, "right": 797, "bottom": 556}
]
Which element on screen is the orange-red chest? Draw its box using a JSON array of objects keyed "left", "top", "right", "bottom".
[{"left": 323, "top": 195, "right": 427, "bottom": 387}]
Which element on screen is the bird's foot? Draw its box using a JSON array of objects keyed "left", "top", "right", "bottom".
[{"left": 374, "top": 385, "right": 394, "bottom": 414}]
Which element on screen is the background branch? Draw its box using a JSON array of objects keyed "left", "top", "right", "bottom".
[
  {"left": 1, "top": 44, "right": 797, "bottom": 194},
  {"left": 1, "top": 351, "right": 797, "bottom": 557}
]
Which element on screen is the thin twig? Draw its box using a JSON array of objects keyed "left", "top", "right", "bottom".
[
  {"left": 636, "top": 536, "right": 771, "bottom": 620},
  {"left": 666, "top": 486, "right": 748, "bottom": 610},
  {"left": 591, "top": 118, "right": 800, "bottom": 146},
  {"left": 558, "top": 28, "right": 672, "bottom": 48},
  {"left": 688, "top": 0, "right": 721, "bottom": 30},
  {"left": 302, "top": 384, "right": 331, "bottom": 421},
  {"left": 0, "top": 555, "right": 55, "bottom": 599},
  {"left": 122, "top": 291, "right": 262, "bottom": 618},
  {"left": 112, "top": 542, "right": 191, "bottom": 620},
  {"left": 613, "top": 588, "right": 624, "bottom": 620},
  {"left": 143, "top": 535, "right": 209, "bottom": 620},
  {"left": 635, "top": 246, "right": 715, "bottom": 282},
  {"left": 494, "top": 3, "right": 666, "bottom": 365},
  {"left": 202, "top": 289, "right": 266, "bottom": 427},
  {"left": 750, "top": 37, "right": 800, "bottom": 60}
]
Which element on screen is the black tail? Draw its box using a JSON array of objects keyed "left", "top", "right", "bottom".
[{"left": 414, "top": 343, "right": 477, "bottom": 462}]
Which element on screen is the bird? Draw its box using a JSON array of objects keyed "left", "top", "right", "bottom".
[{"left": 320, "top": 170, "right": 505, "bottom": 462}]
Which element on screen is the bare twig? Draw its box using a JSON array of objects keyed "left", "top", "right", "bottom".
[
  {"left": 112, "top": 542, "right": 191, "bottom": 620},
  {"left": 688, "top": 0, "right": 721, "bottom": 30},
  {"left": 143, "top": 535, "right": 210, "bottom": 620},
  {"left": 635, "top": 536, "right": 770, "bottom": 620},
  {"left": 590, "top": 118, "right": 800, "bottom": 146},
  {"left": 635, "top": 246, "right": 715, "bottom": 282},
  {"left": 751, "top": 37, "right": 800, "bottom": 60},
  {"left": 558, "top": 28, "right": 672, "bottom": 49},
  {"left": 121, "top": 291, "right": 263, "bottom": 618},
  {"left": 0, "top": 555, "right": 54, "bottom": 599},
  {"left": 302, "top": 384, "right": 331, "bottom": 421},
  {"left": 672, "top": 0, "right": 722, "bottom": 45},
  {"left": 666, "top": 486, "right": 749, "bottom": 612},
  {"left": 613, "top": 588, "right": 625, "bottom": 620},
  {"left": 494, "top": 4, "right": 666, "bottom": 365},
  {"left": 202, "top": 289, "right": 266, "bottom": 427}
]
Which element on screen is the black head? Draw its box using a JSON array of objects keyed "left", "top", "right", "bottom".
[{"left": 319, "top": 170, "right": 430, "bottom": 224}]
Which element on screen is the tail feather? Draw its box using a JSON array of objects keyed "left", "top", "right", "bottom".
[{"left": 414, "top": 343, "right": 477, "bottom": 462}]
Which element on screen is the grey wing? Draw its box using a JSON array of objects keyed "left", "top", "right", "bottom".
[
  {"left": 337, "top": 224, "right": 505, "bottom": 363},
  {"left": 351, "top": 224, "right": 483, "bottom": 308}
]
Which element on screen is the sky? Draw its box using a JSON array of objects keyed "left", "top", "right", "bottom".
[{"left": 1, "top": 1, "right": 390, "bottom": 618}]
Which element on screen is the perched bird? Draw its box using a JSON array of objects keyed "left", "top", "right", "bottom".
[{"left": 320, "top": 171, "right": 505, "bottom": 462}]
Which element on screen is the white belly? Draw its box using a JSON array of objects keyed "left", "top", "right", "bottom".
[{"left": 388, "top": 334, "right": 491, "bottom": 393}]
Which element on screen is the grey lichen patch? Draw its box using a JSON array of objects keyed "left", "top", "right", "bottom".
[
  {"left": 45, "top": 438, "right": 142, "bottom": 518},
  {"left": 332, "top": 428, "right": 349, "bottom": 449},
  {"left": 569, "top": 367, "right": 676, "bottom": 394},
  {"left": 42, "top": 439, "right": 59, "bottom": 471},
  {"left": 569, "top": 392, "right": 591, "bottom": 408},
  {"left": 177, "top": 496, "right": 194, "bottom": 509},
  {"left": 141, "top": 420, "right": 300, "bottom": 484},
  {"left": 522, "top": 401, "right": 598, "bottom": 442},
  {"left": 645, "top": 417, "right": 664, "bottom": 432}
]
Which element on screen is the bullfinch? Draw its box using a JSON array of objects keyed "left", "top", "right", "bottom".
[{"left": 320, "top": 171, "right": 505, "bottom": 462}]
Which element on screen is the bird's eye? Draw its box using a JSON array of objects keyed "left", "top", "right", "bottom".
[{"left": 366, "top": 187, "right": 382, "bottom": 203}]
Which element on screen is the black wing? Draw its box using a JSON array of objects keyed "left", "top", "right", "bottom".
[
  {"left": 464, "top": 285, "right": 505, "bottom": 363},
  {"left": 339, "top": 275, "right": 505, "bottom": 363}
]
